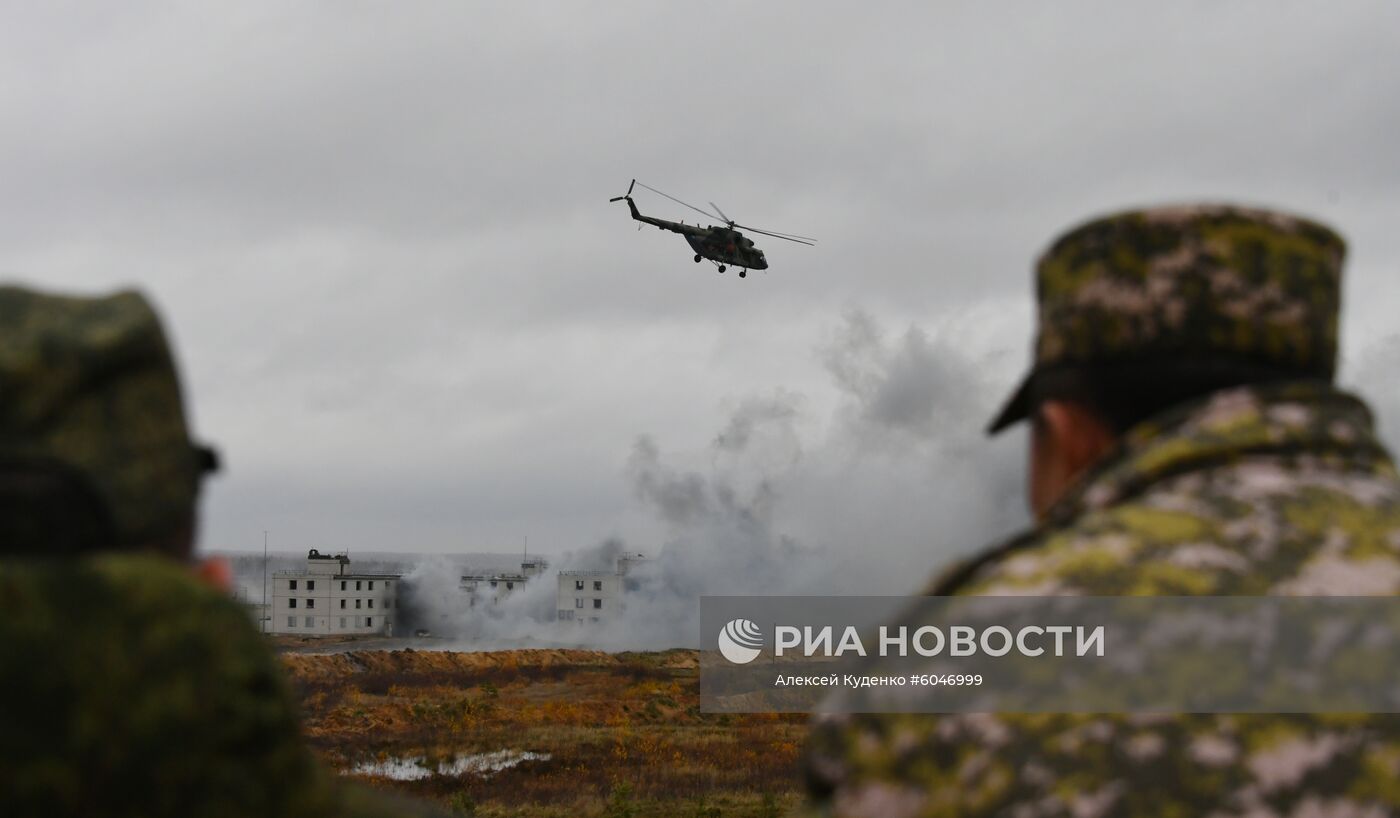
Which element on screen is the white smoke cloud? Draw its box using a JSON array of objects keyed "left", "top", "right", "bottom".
[
  {"left": 405, "top": 307, "right": 1029, "bottom": 650},
  {"left": 225, "top": 318, "right": 1400, "bottom": 653}
]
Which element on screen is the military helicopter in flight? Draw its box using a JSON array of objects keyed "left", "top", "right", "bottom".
[{"left": 610, "top": 179, "right": 815, "bottom": 278}]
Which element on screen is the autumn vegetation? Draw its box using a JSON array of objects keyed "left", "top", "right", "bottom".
[{"left": 282, "top": 648, "right": 808, "bottom": 817}]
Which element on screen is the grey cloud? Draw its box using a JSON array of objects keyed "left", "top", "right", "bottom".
[
  {"left": 711, "top": 393, "right": 802, "bottom": 455},
  {"left": 0, "top": 2, "right": 1397, "bottom": 588}
]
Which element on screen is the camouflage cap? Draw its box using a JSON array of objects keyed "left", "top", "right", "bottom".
[
  {"left": 0, "top": 286, "right": 217, "bottom": 548},
  {"left": 988, "top": 204, "right": 1346, "bottom": 434}
]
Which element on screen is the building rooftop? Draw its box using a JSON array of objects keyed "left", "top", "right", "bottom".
[
  {"left": 273, "top": 569, "right": 402, "bottom": 579},
  {"left": 462, "top": 572, "right": 529, "bottom": 582},
  {"left": 559, "top": 569, "right": 619, "bottom": 577}
]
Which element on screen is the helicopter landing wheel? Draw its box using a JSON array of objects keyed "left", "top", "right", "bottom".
[
  {"left": 694, "top": 254, "right": 702, "bottom": 263},
  {"left": 718, "top": 265, "right": 726, "bottom": 273},
  {"left": 739, "top": 270, "right": 747, "bottom": 278}
]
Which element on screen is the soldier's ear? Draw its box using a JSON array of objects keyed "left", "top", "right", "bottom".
[{"left": 1039, "top": 400, "right": 1116, "bottom": 470}]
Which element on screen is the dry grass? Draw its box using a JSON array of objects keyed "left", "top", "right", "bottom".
[{"left": 284, "top": 648, "right": 807, "bottom": 816}]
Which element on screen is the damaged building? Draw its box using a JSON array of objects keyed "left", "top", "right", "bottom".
[
  {"left": 556, "top": 552, "right": 648, "bottom": 626},
  {"left": 268, "top": 549, "right": 400, "bottom": 636}
]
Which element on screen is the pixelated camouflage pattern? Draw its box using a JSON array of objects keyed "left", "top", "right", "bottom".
[
  {"left": 1036, "top": 205, "right": 1344, "bottom": 373},
  {"left": 0, "top": 287, "right": 203, "bottom": 546},
  {"left": 0, "top": 554, "right": 444, "bottom": 818},
  {"left": 990, "top": 205, "right": 1346, "bottom": 432},
  {"left": 801, "top": 382, "right": 1400, "bottom": 817}
]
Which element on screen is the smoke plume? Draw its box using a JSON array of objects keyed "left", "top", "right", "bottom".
[{"left": 396, "top": 308, "right": 1027, "bottom": 649}]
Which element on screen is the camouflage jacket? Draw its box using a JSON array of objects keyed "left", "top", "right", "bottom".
[
  {"left": 801, "top": 382, "right": 1400, "bottom": 817},
  {"left": 0, "top": 554, "right": 443, "bottom": 818}
]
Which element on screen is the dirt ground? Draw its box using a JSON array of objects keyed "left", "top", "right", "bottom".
[{"left": 282, "top": 648, "right": 809, "bottom": 817}]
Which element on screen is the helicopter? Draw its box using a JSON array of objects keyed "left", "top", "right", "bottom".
[{"left": 610, "top": 179, "right": 815, "bottom": 278}]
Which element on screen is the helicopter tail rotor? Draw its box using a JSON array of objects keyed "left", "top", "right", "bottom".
[{"left": 608, "top": 178, "right": 637, "bottom": 203}]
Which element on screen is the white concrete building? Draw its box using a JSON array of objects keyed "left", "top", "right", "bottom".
[
  {"left": 556, "top": 552, "right": 648, "bottom": 625},
  {"left": 461, "top": 556, "right": 548, "bottom": 606},
  {"left": 269, "top": 549, "right": 400, "bottom": 636}
]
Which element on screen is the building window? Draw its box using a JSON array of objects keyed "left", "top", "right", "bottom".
[
  {"left": 593, "top": 598, "right": 603, "bottom": 609},
  {"left": 340, "top": 599, "right": 346, "bottom": 609},
  {"left": 575, "top": 598, "right": 583, "bottom": 609},
  {"left": 490, "top": 580, "right": 498, "bottom": 588},
  {"left": 307, "top": 580, "right": 315, "bottom": 591},
  {"left": 593, "top": 581, "right": 602, "bottom": 591},
  {"left": 339, "top": 617, "right": 347, "bottom": 628},
  {"left": 289, "top": 598, "right": 297, "bottom": 609},
  {"left": 575, "top": 580, "right": 584, "bottom": 590},
  {"left": 307, "top": 598, "right": 315, "bottom": 609},
  {"left": 305, "top": 616, "right": 314, "bottom": 628},
  {"left": 365, "top": 617, "right": 373, "bottom": 627},
  {"left": 356, "top": 580, "right": 362, "bottom": 590},
  {"left": 506, "top": 582, "right": 514, "bottom": 590},
  {"left": 386, "top": 600, "right": 392, "bottom": 609},
  {"left": 290, "top": 579, "right": 297, "bottom": 590},
  {"left": 287, "top": 616, "right": 296, "bottom": 628},
  {"left": 356, "top": 599, "right": 362, "bottom": 609},
  {"left": 341, "top": 580, "right": 347, "bottom": 591},
  {"left": 368, "top": 599, "right": 374, "bottom": 609},
  {"left": 386, "top": 581, "right": 391, "bottom": 588},
  {"left": 368, "top": 581, "right": 374, "bottom": 590}
]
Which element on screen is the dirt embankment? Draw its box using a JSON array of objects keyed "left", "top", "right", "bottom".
[{"left": 281, "top": 647, "right": 698, "bottom": 685}]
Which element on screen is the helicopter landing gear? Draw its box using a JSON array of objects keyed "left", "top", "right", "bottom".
[
  {"left": 694, "top": 254, "right": 702, "bottom": 263},
  {"left": 739, "top": 270, "right": 747, "bottom": 278},
  {"left": 718, "top": 265, "right": 726, "bottom": 273}
]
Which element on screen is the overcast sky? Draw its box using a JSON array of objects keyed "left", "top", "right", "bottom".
[{"left": 4, "top": 3, "right": 1399, "bottom": 582}]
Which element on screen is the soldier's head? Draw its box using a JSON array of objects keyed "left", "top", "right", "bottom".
[
  {"left": 0, "top": 286, "right": 218, "bottom": 559},
  {"left": 987, "top": 205, "right": 1347, "bottom": 520}
]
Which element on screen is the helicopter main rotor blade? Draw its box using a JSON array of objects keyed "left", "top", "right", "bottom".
[
  {"left": 634, "top": 181, "right": 725, "bottom": 223},
  {"left": 735, "top": 223, "right": 818, "bottom": 246},
  {"left": 709, "top": 201, "right": 733, "bottom": 225}
]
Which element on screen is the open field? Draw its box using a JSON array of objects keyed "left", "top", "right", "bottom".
[{"left": 282, "top": 648, "right": 809, "bottom": 817}]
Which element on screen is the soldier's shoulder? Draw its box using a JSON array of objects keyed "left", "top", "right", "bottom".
[
  {"left": 0, "top": 555, "right": 341, "bottom": 817},
  {"left": 3, "top": 553, "right": 265, "bottom": 650},
  {"left": 943, "top": 471, "right": 1400, "bottom": 596},
  {"left": 946, "top": 502, "right": 1250, "bottom": 595},
  {"left": 802, "top": 710, "right": 1400, "bottom": 817}
]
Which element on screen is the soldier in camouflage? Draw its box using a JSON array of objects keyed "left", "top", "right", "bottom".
[
  {"left": 0, "top": 287, "right": 440, "bottom": 817},
  {"left": 800, "top": 206, "right": 1400, "bottom": 816}
]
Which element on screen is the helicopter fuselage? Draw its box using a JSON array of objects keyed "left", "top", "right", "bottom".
[
  {"left": 620, "top": 197, "right": 768, "bottom": 270},
  {"left": 684, "top": 228, "right": 768, "bottom": 270}
]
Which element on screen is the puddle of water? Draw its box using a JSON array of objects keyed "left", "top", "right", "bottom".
[{"left": 347, "top": 749, "right": 551, "bottom": 781}]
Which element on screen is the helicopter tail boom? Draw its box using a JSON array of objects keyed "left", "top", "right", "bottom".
[{"left": 611, "top": 194, "right": 643, "bottom": 221}]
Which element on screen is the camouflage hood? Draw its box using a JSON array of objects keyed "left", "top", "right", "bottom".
[
  {"left": 1045, "top": 380, "right": 1392, "bottom": 527},
  {"left": 0, "top": 286, "right": 216, "bottom": 551},
  {"left": 932, "top": 380, "right": 1397, "bottom": 596}
]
